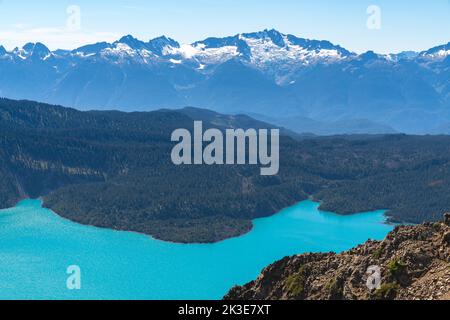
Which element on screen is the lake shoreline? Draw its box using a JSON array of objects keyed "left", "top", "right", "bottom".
[
  {"left": 0, "top": 194, "right": 395, "bottom": 245},
  {"left": 41, "top": 196, "right": 393, "bottom": 245},
  {"left": 1, "top": 198, "right": 393, "bottom": 300}
]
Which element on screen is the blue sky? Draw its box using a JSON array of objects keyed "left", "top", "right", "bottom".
[{"left": 0, "top": 0, "right": 448, "bottom": 53}]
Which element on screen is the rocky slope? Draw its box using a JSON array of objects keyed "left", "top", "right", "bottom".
[{"left": 225, "top": 214, "right": 450, "bottom": 300}]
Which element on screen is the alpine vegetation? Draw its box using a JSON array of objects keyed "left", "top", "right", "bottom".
[{"left": 171, "top": 121, "right": 280, "bottom": 176}]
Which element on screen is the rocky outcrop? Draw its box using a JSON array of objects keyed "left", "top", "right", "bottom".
[{"left": 225, "top": 215, "right": 450, "bottom": 300}]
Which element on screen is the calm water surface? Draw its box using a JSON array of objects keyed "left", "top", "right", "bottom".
[{"left": 0, "top": 199, "right": 393, "bottom": 300}]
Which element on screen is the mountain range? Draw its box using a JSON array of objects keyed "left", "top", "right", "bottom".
[{"left": 0, "top": 29, "right": 449, "bottom": 134}]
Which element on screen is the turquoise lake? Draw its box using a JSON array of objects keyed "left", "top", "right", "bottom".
[{"left": 0, "top": 199, "right": 393, "bottom": 300}]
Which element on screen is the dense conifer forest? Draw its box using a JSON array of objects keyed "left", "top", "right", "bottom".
[{"left": 1, "top": 98, "right": 450, "bottom": 242}]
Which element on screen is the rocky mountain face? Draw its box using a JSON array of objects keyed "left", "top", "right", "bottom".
[
  {"left": 225, "top": 214, "right": 450, "bottom": 300},
  {"left": 0, "top": 29, "right": 449, "bottom": 134}
]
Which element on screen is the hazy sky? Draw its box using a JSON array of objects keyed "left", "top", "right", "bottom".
[{"left": 0, "top": 0, "right": 448, "bottom": 53}]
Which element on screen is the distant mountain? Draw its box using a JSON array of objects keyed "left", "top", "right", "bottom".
[
  {"left": 0, "top": 30, "right": 449, "bottom": 133},
  {"left": 175, "top": 107, "right": 301, "bottom": 138},
  {"left": 419, "top": 42, "right": 450, "bottom": 60},
  {"left": 248, "top": 113, "right": 397, "bottom": 135}
]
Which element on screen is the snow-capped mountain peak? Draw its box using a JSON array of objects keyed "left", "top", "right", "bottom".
[
  {"left": 69, "top": 35, "right": 182, "bottom": 62},
  {"left": 164, "top": 29, "right": 353, "bottom": 69},
  {"left": 31, "top": 43, "right": 52, "bottom": 59},
  {"left": 148, "top": 36, "right": 180, "bottom": 56},
  {"left": 234, "top": 30, "right": 353, "bottom": 69},
  {"left": 11, "top": 42, "right": 52, "bottom": 60},
  {"left": 0, "top": 30, "right": 447, "bottom": 74},
  {"left": 0, "top": 45, "right": 7, "bottom": 56},
  {"left": 115, "top": 35, "right": 148, "bottom": 50},
  {"left": 0, "top": 30, "right": 356, "bottom": 66},
  {"left": 72, "top": 42, "right": 112, "bottom": 57},
  {"left": 241, "top": 29, "right": 286, "bottom": 47},
  {"left": 0, "top": 31, "right": 447, "bottom": 135},
  {"left": 386, "top": 51, "right": 419, "bottom": 62},
  {"left": 420, "top": 42, "right": 450, "bottom": 60}
]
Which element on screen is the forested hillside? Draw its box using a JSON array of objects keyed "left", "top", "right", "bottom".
[{"left": 1, "top": 98, "right": 450, "bottom": 243}]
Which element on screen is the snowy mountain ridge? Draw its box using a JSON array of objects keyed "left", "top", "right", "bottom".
[
  {"left": 0, "top": 29, "right": 448, "bottom": 134},
  {"left": 2, "top": 29, "right": 447, "bottom": 69}
]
